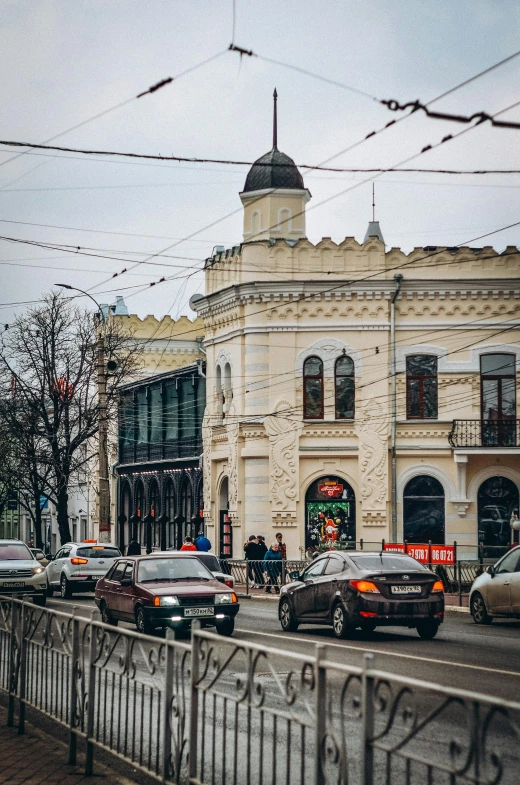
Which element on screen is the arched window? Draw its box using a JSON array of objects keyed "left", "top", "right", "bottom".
[
  {"left": 278, "top": 208, "right": 292, "bottom": 234},
  {"left": 335, "top": 355, "right": 355, "bottom": 419},
  {"left": 403, "top": 476, "right": 445, "bottom": 544},
  {"left": 149, "top": 480, "right": 160, "bottom": 548},
  {"left": 406, "top": 355, "right": 438, "bottom": 419},
  {"left": 251, "top": 210, "right": 261, "bottom": 237},
  {"left": 215, "top": 365, "right": 223, "bottom": 423},
  {"left": 164, "top": 479, "right": 175, "bottom": 548},
  {"left": 134, "top": 481, "right": 144, "bottom": 543},
  {"left": 180, "top": 475, "right": 193, "bottom": 539},
  {"left": 478, "top": 476, "right": 519, "bottom": 555},
  {"left": 303, "top": 356, "right": 324, "bottom": 419},
  {"left": 480, "top": 353, "right": 516, "bottom": 446}
]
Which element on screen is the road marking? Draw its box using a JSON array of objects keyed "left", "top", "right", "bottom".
[{"left": 235, "top": 628, "right": 520, "bottom": 678}]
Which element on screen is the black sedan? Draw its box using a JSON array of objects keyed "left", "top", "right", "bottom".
[{"left": 278, "top": 551, "right": 444, "bottom": 639}]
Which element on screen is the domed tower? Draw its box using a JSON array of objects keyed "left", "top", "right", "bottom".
[{"left": 240, "top": 89, "right": 311, "bottom": 243}]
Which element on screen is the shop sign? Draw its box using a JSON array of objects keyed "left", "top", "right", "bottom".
[
  {"left": 383, "top": 542, "right": 455, "bottom": 565},
  {"left": 318, "top": 483, "right": 343, "bottom": 498}
]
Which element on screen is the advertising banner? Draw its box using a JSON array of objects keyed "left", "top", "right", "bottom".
[{"left": 383, "top": 542, "right": 455, "bottom": 565}]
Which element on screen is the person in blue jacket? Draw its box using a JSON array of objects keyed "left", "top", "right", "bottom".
[
  {"left": 195, "top": 531, "right": 212, "bottom": 552},
  {"left": 263, "top": 542, "right": 282, "bottom": 593}
]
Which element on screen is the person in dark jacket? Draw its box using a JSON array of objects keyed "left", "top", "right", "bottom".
[
  {"left": 255, "top": 535, "right": 268, "bottom": 586},
  {"left": 195, "top": 532, "right": 211, "bottom": 551},
  {"left": 263, "top": 542, "right": 282, "bottom": 593},
  {"left": 127, "top": 539, "right": 141, "bottom": 556},
  {"left": 244, "top": 535, "right": 259, "bottom": 584}
]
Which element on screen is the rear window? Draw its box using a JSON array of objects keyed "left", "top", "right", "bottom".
[
  {"left": 194, "top": 554, "right": 221, "bottom": 572},
  {"left": 76, "top": 547, "right": 121, "bottom": 559},
  {"left": 350, "top": 554, "right": 426, "bottom": 571},
  {"left": 0, "top": 543, "right": 33, "bottom": 560}
]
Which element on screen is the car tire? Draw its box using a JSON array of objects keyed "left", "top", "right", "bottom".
[
  {"left": 100, "top": 601, "right": 118, "bottom": 626},
  {"left": 215, "top": 617, "right": 235, "bottom": 636},
  {"left": 332, "top": 603, "right": 354, "bottom": 639},
  {"left": 60, "top": 575, "right": 72, "bottom": 599},
  {"left": 46, "top": 582, "right": 54, "bottom": 597},
  {"left": 33, "top": 593, "right": 46, "bottom": 607},
  {"left": 135, "top": 605, "right": 153, "bottom": 635},
  {"left": 279, "top": 598, "right": 299, "bottom": 632},
  {"left": 416, "top": 620, "right": 440, "bottom": 640},
  {"left": 471, "top": 592, "right": 493, "bottom": 625}
]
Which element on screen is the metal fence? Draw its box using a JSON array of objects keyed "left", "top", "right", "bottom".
[{"left": 2, "top": 595, "right": 520, "bottom": 785}]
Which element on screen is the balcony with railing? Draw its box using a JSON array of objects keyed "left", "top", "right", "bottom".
[{"left": 449, "top": 419, "right": 520, "bottom": 448}]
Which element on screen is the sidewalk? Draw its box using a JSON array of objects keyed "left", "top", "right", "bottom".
[{"left": 0, "top": 704, "right": 135, "bottom": 785}]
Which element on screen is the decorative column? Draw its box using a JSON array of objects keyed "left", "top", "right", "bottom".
[{"left": 453, "top": 453, "right": 470, "bottom": 517}]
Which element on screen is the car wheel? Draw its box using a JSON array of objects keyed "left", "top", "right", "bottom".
[
  {"left": 46, "top": 582, "right": 54, "bottom": 597},
  {"left": 135, "top": 605, "right": 153, "bottom": 635},
  {"left": 416, "top": 620, "right": 440, "bottom": 640},
  {"left": 101, "top": 601, "right": 118, "bottom": 626},
  {"left": 60, "top": 575, "right": 71, "bottom": 599},
  {"left": 215, "top": 617, "right": 235, "bottom": 637},
  {"left": 33, "top": 593, "right": 46, "bottom": 607},
  {"left": 279, "top": 599, "right": 299, "bottom": 632},
  {"left": 332, "top": 603, "right": 353, "bottom": 639},
  {"left": 471, "top": 592, "right": 493, "bottom": 625}
]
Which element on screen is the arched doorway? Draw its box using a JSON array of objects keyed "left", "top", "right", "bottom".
[
  {"left": 305, "top": 476, "right": 356, "bottom": 552},
  {"left": 403, "top": 476, "right": 445, "bottom": 544},
  {"left": 478, "top": 476, "right": 519, "bottom": 555},
  {"left": 164, "top": 479, "right": 175, "bottom": 548},
  {"left": 120, "top": 481, "right": 132, "bottom": 552},
  {"left": 219, "top": 477, "right": 231, "bottom": 558},
  {"left": 134, "top": 481, "right": 144, "bottom": 543},
  {"left": 179, "top": 474, "right": 193, "bottom": 541},
  {"left": 149, "top": 480, "right": 160, "bottom": 550}
]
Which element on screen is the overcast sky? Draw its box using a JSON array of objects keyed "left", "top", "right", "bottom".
[{"left": 1, "top": 0, "right": 519, "bottom": 323}]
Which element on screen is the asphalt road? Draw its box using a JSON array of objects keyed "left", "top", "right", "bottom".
[{"left": 45, "top": 594, "right": 520, "bottom": 702}]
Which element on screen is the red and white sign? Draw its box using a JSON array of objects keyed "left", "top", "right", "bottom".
[
  {"left": 318, "top": 484, "right": 343, "bottom": 498},
  {"left": 384, "top": 543, "right": 455, "bottom": 565}
]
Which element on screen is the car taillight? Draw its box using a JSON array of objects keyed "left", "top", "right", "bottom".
[
  {"left": 431, "top": 580, "right": 444, "bottom": 593},
  {"left": 71, "top": 557, "right": 88, "bottom": 565},
  {"left": 350, "top": 580, "right": 379, "bottom": 593}
]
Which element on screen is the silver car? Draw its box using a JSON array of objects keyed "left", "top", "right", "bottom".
[
  {"left": 46, "top": 542, "right": 121, "bottom": 598},
  {"left": 470, "top": 545, "right": 520, "bottom": 623},
  {"left": 0, "top": 539, "right": 47, "bottom": 605}
]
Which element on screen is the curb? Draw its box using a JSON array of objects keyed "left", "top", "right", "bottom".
[{"left": 445, "top": 605, "right": 470, "bottom": 613}]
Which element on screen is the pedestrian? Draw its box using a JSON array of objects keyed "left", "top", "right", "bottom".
[
  {"left": 275, "top": 532, "right": 287, "bottom": 560},
  {"left": 263, "top": 542, "right": 282, "bottom": 594},
  {"left": 255, "top": 535, "right": 268, "bottom": 586},
  {"left": 180, "top": 536, "right": 198, "bottom": 551},
  {"left": 127, "top": 539, "right": 141, "bottom": 556},
  {"left": 244, "top": 535, "right": 260, "bottom": 585},
  {"left": 195, "top": 531, "right": 212, "bottom": 551}
]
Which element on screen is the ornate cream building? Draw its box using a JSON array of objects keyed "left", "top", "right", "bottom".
[{"left": 192, "top": 99, "right": 520, "bottom": 559}]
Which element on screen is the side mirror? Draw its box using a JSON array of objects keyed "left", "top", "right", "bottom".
[
  {"left": 217, "top": 576, "right": 226, "bottom": 584},
  {"left": 120, "top": 577, "right": 132, "bottom": 587},
  {"left": 289, "top": 571, "right": 300, "bottom": 581},
  {"left": 486, "top": 565, "right": 495, "bottom": 577}
]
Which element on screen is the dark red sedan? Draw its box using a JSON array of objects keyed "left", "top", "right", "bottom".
[{"left": 95, "top": 553, "right": 239, "bottom": 636}]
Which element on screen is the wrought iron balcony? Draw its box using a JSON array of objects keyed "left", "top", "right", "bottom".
[{"left": 449, "top": 419, "right": 520, "bottom": 448}]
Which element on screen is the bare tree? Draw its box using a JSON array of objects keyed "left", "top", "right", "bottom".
[{"left": 0, "top": 292, "right": 140, "bottom": 545}]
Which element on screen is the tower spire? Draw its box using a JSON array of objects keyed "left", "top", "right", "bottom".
[
  {"left": 372, "top": 182, "right": 375, "bottom": 222},
  {"left": 273, "top": 88, "right": 278, "bottom": 150}
]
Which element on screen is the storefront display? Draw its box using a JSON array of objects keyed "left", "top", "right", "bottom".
[{"left": 305, "top": 477, "right": 356, "bottom": 552}]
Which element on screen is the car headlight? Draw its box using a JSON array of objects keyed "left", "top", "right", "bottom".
[
  {"left": 215, "top": 593, "right": 237, "bottom": 604},
  {"left": 32, "top": 566, "right": 45, "bottom": 574},
  {"left": 159, "top": 596, "right": 180, "bottom": 606}
]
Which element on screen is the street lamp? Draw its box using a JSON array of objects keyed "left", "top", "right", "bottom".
[{"left": 55, "top": 283, "right": 111, "bottom": 543}]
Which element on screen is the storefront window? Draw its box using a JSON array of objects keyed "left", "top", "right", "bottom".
[
  {"left": 305, "top": 477, "right": 356, "bottom": 553},
  {"left": 303, "top": 356, "right": 324, "bottom": 419},
  {"left": 403, "top": 475, "right": 444, "bottom": 544},
  {"left": 478, "top": 476, "right": 519, "bottom": 556}
]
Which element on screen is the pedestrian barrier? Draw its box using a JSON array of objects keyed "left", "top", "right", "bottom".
[{"left": 1, "top": 595, "right": 519, "bottom": 785}]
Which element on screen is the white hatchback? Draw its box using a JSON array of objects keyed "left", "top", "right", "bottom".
[{"left": 46, "top": 542, "right": 122, "bottom": 598}]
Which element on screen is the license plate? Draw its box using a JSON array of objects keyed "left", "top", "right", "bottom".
[
  {"left": 3, "top": 582, "right": 25, "bottom": 588},
  {"left": 184, "top": 607, "right": 214, "bottom": 617},
  {"left": 391, "top": 585, "right": 421, "bottom": 594}
]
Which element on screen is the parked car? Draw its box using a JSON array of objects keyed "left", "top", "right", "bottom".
[
  {"left": 167, "top": 549, "right": 235, "bottom": 589},
  {"left": 0, "top": 539, "right": 47, "bottom": 605},
  {"left": 95, "top": 554, "right": 239, "bottom": 635},
  {"left": 30, "top": 548, "right": 50, "bottom": 567},
  {"left": 470, "top": 545, "right": 520, "bottom": 624},
  {"left": 46, "top": 542, "right": 121, "bottom": 598},
  {"left": 278, "top": 551, "right": 444, "bottom": 640}
]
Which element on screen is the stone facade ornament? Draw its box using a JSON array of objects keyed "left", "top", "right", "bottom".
[
  {"left": 201, "top": 409, "right": 212, "bottom": 523},
  {"left": 356, "top": 399, "right": 388, "bottom": 525},
  {"left": 226, "top": 403, "right": 239, "bottom": 517},
  {"left": 264, "top": 401, "right": 304, "bottom": 523}
]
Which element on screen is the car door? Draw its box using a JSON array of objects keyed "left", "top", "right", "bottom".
[
  {"left": 103, "top": 561, "right": 127, "bottom": 618},
  {"left": 51, "top": 547, "right": 71, "bottom": 584},
  {"left": 507, "top": 552, "right": 520, "bottom": 614},
  {"left": 315, "top": 555, "right": 346, "bottom": 615},
  {"left": 487, "top": 550, "right": 518, "bottom": 613},
  {"left": 118, "top": 562, "right": 137, "bottom": 621},
  {"left": 292, "top": 557, "right": 328, "bottom": 618}
]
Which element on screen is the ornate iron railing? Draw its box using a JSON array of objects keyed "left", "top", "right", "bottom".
[
  {"left": 449, "top": 419, "right": 520, "bottom": 448},
  {"left": 1, "top": 596, "right": 520, "bottom": 784}
]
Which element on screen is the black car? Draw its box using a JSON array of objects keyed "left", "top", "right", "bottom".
[{"left": 278, "top": 551, "right": 444, "bottom": 640}]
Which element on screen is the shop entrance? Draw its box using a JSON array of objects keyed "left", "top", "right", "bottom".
[
  {"left": 305, "top": 476, "right": 356, "bottom": 553},
  {"left": 478, "top": 476, "right": 519, "bottom": 556},
  {"left": 219, "top": 477, "right": 232, "bottom": 559}
]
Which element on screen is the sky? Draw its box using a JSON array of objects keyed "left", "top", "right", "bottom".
[{"left": 1, "top": 0, "right": 519, "bottom": 324}]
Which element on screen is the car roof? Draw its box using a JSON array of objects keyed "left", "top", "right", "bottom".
[
  {"left": 167, "top": 550, "right": 219, "bottom": 558},
  {"left": 122, "top": 553, "right": 204, "bottom": 561}
]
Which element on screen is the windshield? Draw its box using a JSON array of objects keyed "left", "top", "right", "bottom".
[
  {"left": 138, "top": 557, "right": 214, "bottom": 583},
  {"left": 0, "top": 543, "right": 33, "bottom": 560},
  {"left": 350, "top": 554, "right": 426, "bottom": 571},
  {"left": 77, "top": 547, "right": 121, "bottom": 559},
  {"left": 194, "top": 554, "right": 221, "bottom": 572}
]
